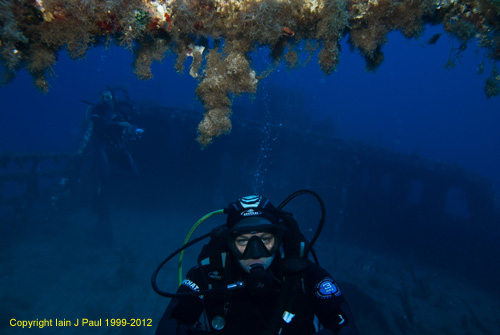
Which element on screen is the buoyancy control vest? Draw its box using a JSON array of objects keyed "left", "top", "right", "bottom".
[{"left": 194, "top": 212, "right": 316, "bottom": 334}]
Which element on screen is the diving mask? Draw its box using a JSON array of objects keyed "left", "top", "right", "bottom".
[{"left": 227, "top": 217, "right": 283, "bottom": 260}]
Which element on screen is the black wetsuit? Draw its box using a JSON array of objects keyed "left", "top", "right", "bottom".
[
  {"left": 90, "top": 101, "right": 138, "bottom": 180},
  {"left": 91, "top": 102, "right": 130, "bottom": 149},
  {"left": 156, "top": 255, "right": 359, "bottom": 335}
]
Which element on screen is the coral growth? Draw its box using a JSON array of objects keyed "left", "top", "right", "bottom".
[
  {"left": 196, "top": 46, "right": 258, "bottom": 146},
  {"left": 1, "top": 0, "right": 499, "bottom": 144},
  {"left": 0, "top": 1, "right": 31, "bottom": 84},
  {"left": 347, "top": 0, "right": 431, "bottom": 69},
  {"left": 134, "top": 39, "right": 169, "bottom": 80},
  {"left": 25, "top": 43, "right": 57, "bottom": 93}
]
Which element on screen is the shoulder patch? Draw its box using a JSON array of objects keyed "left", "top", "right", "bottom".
[
  {"left": 315, "top": 278, "right": 341, "bottom": 299},
  {"left": 208, "top": 270, "right": 224, "bottom": 280}
]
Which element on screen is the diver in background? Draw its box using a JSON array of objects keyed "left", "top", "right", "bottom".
[
  {"left": 90, "top": 89, "right": 141, "bottom": 182},
  {"left": 155, "top": 195, "right": 358, "bottom": 335},
  {"left": 83, "top": 88, "right": 142, "bottom": 245}
]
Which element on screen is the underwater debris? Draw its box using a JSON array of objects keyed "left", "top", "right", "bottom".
[
  {"left": 484, "top": 65, "right": 500, "bottom": 97},
  {"left": 427, "top": 33, "right": 442, "bottom": 45},
  {"left": 1, "top": 0, "right": 500, "bottom": 145},
  {"left": 444, "top": 41, "right": 468, "bottom": 69}
]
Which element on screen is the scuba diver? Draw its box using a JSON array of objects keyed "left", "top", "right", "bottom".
[
  {"left": 153, "top": 191, "right": 359, "bottom": 335},
  {"left": 76, "top": 87, "right": 143, "bottom": 246},
  {"left": 89, "top": 88, "right": 142, "bottom": 182}
]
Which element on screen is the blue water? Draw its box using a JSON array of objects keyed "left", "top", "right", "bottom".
[
  {"left": 1, "top": 24, "right": 500, "bottom": 335},
  {"left": 1, "top": 26, "right": 499, "bottom": 192}
]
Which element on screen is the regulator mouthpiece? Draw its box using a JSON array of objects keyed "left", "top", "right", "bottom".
[{"left": 245, "top": 264, "right": 272, "bottom": 295}]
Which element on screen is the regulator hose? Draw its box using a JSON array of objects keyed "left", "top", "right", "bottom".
[{"left": 152, "top": 189, "right": 326, "bottom": 298}]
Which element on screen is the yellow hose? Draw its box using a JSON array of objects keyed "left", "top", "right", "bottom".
[{"left": 178, "top": 209, "right": 225, "bottom": 286}]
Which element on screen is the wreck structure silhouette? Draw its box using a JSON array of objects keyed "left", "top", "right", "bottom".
[
  {"left": 1, "top": 105, "right": 498, "bottom": 227},
  {"left": 1, "top": 103, "right": 499, "bottom": 302},
  {"left": 1, "top": 0, "right": 499, "bottom": 145}
]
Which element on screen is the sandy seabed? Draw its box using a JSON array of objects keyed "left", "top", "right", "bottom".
[{"left": 1, "top": 207, "right": 499, "bottom": 335}]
